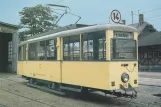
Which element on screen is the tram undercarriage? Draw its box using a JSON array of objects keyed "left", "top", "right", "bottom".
[{"left": 26, "top": 77, "right": 137, "bottom": 99}]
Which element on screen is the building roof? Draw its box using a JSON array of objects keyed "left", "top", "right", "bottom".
[
  {"left": 138, "top": 31, "right": 161, "bottom": 47},
  {"left": 0, "top": 21, "right": 19, "bottom": 29},
  {"left": 20, "top": 23, "right": 137, "bottom": 45},
  {"left": 129, "top": 22, "right": 151, "bottom": 36}
]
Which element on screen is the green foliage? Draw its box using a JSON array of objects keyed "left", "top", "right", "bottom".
[{"left": 19, "top": 4, "right": 58, "bottom": 41}]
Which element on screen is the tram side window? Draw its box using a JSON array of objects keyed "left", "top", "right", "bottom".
[
  {"left": 37, "top": 41, "right": 46, "bottom": 60},
  {"left": 82, "top": 31, "right": 106, "bottom": 60},
  {"left": 23, "top": 45, "right": 26, "bottom": 60},
  {"left": 83, "top": 35, "right": 93, "bottom": 60},
  {"left": 63, "top": 35, "right": 80, "bottom": 60},
  {"left": 46, "top": 39, "right": 57, "bottom": 60},
  {"left": 18, "top": 47, "right": 22, "bottom": 61},
  {"left": 28, "top": 43, "right": 37, "bottom": 60}
]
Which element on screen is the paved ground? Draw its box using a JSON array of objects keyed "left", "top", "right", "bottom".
[
  {"left": 0, "top": 72, "right": 160, "bottom": 107},
  {"left": 139, "top": 71, "right": 161, "bottom": 79},
  {"left": 139, "top": 72, "right": 161, "bottom": 87}
]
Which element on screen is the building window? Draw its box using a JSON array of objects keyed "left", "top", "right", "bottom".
[
  {"left": 37, "top": 41, "right": 46, "bottom": 60},
  {"left": 143, "top": 52, "right": 147, "bottom": 58},
  {"left": 63, "top": 35, "right": 80, "bottom": 60},
  {"left": 46, "top": 39, "right": 57, "bottom": 60},
  {"left": 148, "top": 52, "right": 152, "bottom": 58},
  {"left": 140, "top": 53, "right": 143, "bottom": 58},
  {"left": 8, "top": 41, "right": 12, "bottom": 61},
  {"left": 28, "top": 43, "right": 37, "bottom": 60},
  {"left": 82, "top": 31, "right": 106, "bottom": 60},
  {"left": 158, "top": 52, "right": 161, "bottom": 58},
  {"left": 153, "top": 52, "right": 157, "bottom": 58},
  {"left": 138, "top": 53, "right": 140, "bottom": 58}
]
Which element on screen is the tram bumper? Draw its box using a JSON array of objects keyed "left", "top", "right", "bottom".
[
  {"left": 119, "top": 83, "right": 137, "bottom": 98},
  {"left": 104, "top": 83, "right": 137, "bottom": 99}
]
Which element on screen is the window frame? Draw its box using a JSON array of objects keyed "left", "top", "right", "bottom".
[
  {"left": 63, "top": 35, "right": 80, "bottom": 61},
  {"left": 111, "top": 38, "right": 137, "bottom": 60},
  {"left": 153, "top": 52, "right": 157, "bottom": 58},
  {"left": 28, "top": 42, "right": 37, "bottom": 60},
  {"left": 46, "top": 38, "right": 57, "bottom": 60},
  {"left": 27, "top": 38, "right": 57, "bottom": 61},
  {"left": 37, "top": 41, "right": 46, "bottom": 60},
  {"left": 158, "top": 52, "right": 161, "bottom": 58},
  {"left": 148, "top": 52, "right": 152, "bottom": 58},
  {"left": 23, "top": 45, "right": 27, "bottom": 60},
  {"left": 62, "top": 30, "right": 106, "bottom": 61},
  {"left": 8, "top": 41, "right": 12, "bottom": 62},
  {"left": 18, "top": 46, "right": 22, "bottom": 61}
]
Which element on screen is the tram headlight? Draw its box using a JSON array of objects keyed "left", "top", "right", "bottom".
[{"left": 121, "top": 73, "right": 129, "bottom": 83}]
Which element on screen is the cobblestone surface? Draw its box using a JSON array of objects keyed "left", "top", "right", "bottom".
[{"left": 0, "top": 73, "right": 160, "bottom": 107}]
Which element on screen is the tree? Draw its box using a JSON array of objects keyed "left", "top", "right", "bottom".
[{"left": 19, "top": 4, "right": 58, "bottom": 41}]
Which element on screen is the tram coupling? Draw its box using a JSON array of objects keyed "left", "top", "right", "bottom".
[{"left": 104, "top": 88, "right": 137, "bottom": 99}]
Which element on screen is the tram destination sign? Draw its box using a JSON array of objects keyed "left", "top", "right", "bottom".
[{"left": 114, "top": 31, "right": 134, "bottom": 39}]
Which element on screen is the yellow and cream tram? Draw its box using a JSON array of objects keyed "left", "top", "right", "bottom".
[{"left": 18, "top": 23, "right": 138, "bottom": 98}]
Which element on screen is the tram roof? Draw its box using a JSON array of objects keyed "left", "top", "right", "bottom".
[{"left": 19, "top": 23, "right": 137, "bottom": 46}]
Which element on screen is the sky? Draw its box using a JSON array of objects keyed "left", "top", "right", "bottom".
[{"left": 0, "top": 0, "right": 161, "bottom": 30}]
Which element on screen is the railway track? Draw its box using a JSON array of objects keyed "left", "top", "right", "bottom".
[
  {"left": 0, "top": 104, "right": 6, "bottom": 107},
  {"left": 109, "top": 96, "right": 157, "bottom": 107},
  {"left": 0, "top": 77, "right": 58, "bottom": 107},
  {"left": 0, "top": 76, "right": 159, "bottom": 107},
  {"left": 0, "top": 87, "right": 57, "bottom": 107},
  {"left": 88, "top": 90, "right": 159, "bottom": 107}
]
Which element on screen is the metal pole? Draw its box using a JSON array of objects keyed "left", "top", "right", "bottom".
[{"left": 131, "top": 11, "right": 133, "bottom": 24}]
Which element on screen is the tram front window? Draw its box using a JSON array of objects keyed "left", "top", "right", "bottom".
[{"left": 111, "top": 32, "right": 137, "bottom": 60}]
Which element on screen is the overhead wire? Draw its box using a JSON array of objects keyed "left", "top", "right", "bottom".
[
  {"left": 140, "top": 8, "right": 161, "bottom": 20},
  {"left": 142, "top": 8, "right": 161, "bottom": 14},
  {"left": 131, "top": 8, "right": 161, "bottom": 23},
  {"left": 146, "top": 15, "right": 161, "bottom": 19},
  {"left": 55, "top": 0, "right": 64, "bottom": 4},
  {"left": 146, "top": 16, "right": 161, "bottom": 21}
]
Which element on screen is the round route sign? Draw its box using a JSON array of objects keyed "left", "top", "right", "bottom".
[{"left": 111, "top": 10, "right": 121, "bottom": 23}]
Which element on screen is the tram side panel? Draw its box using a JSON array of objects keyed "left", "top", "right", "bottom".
[
  {"left": 18, "top": 61, "right": 23, "bottom": 75},
  {"left": 21, "top": 61, "right": 61, "bottom": 83},
  {"left": 61, "top": 61, "right": 110, "bottom": 90},
  {"left": 108, "top": 62, "right": 138, "bottom": 90}
]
